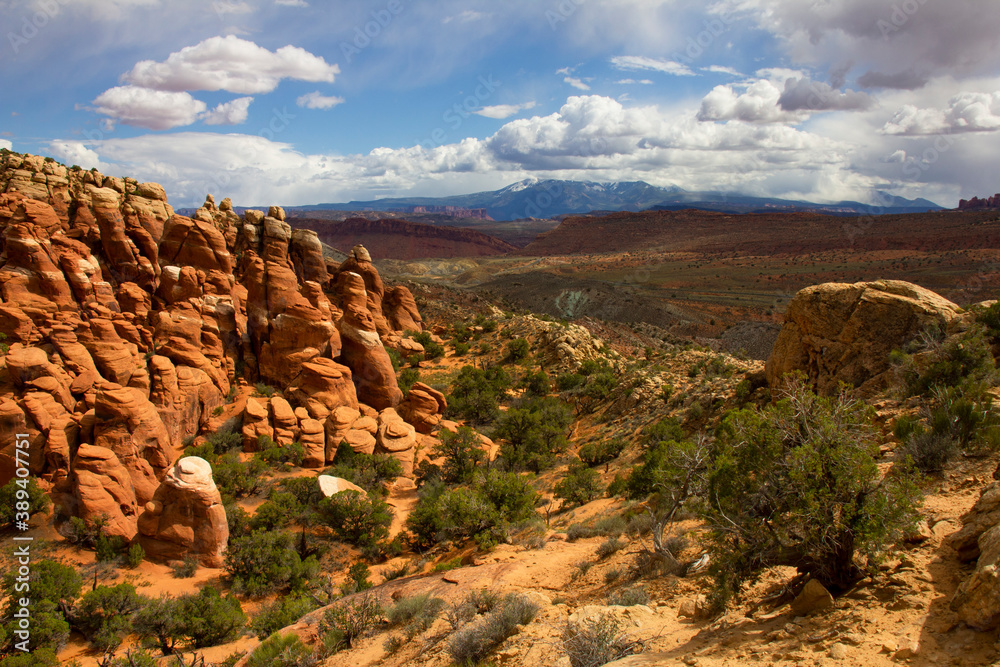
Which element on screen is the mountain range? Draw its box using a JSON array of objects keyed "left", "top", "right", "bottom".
[{"left": 279, "top": 179, "right": 944, "bottom": 221}]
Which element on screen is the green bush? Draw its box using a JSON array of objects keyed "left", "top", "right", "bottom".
[
  {"left": 596, "top": 537, "right": 625, "bottom": 560},
  {"left": 704, "top": 381, "right": 920, "bottom": 605},
  {"left": 256, "top": 437, "right": 305, "bottom": 468},
  {"left": 447, "top": 366, "right": 513, "bottom": 424},
  {"left": 578, "top": 438, "right": 626, "bottom": 467},
  {"left": 251, "top": 491, "right": 304, "bottom": 532},
  {"left": 557, "top": 372, "right": 586, "bottom": 392},
  {"left": 892, "top": 325, "right": 997, "bottom": 396},
  {"left": 245, "top": 632, "right": 316, "bottom": 667},
  {"left": 133, "top": 587, "right": 245, "bottom": 653},
  {"left": 454, "top": 342, "right": 471, "bottom": 356},
  {"left": 172, "top": 555, "right": 199, "bottom": 579},
  {"left": 1, "top": 560, "right": 80, "bottom": 654},
  {"left": 554, "top": 463, "right": 603, "bottom": 508},
  {"left": 506, "top": 338, "right": 530, "bottom": 362},
  {"left": 607, "top": 587, "right": 649, "bottom": 606},
  {"left": 436, "top": 427, "right": 486, "bottom": 484},
  {"left": 254, "top": 383, "right": 276, "bottom": 397},
  {"left": 325, "top": 448, "right": 403, "bottom": 496},
  {"left": 73, "top": 583, "right": 143, "bottom": 653},
  {"left": 386, "top": 593, "right": 445, "bottom": 638},
  {"left": 0, "top": 477, "right": 50, "bottom": 527},
  {"left": 521, "top": 370, "right": 550, "bottom": 396},
  {"left": 406, "top": 470, "right": 538, "bottom": 549},
  {"left": 211, "top": 451, "right": 269, "bottom": 500},
  {"left": 447, "top": 594, "right": 539, "bottom": 665},
  {"left": 398, "top": 367, "right": 420, "bottom": 393},
  {"left": 317, "top": 490, "right": 392, "bottom": 550},
  {"left": 124, "top": 543, "right": 145, "bottom": 569},
  {"left": 493, "top": 397, "right": 573, "bottom": 472},
  {"left": 320, "top": 593, "right": 383, "bottom": 653},
  {"left": 340, "top": 562, "right": 373, "bottom": 595},
  {"left": 251, "top": 595, "right": 319, "bottom": 640},
  {"left": 224, "top": 531, "right": 317, "bottom": 597}
]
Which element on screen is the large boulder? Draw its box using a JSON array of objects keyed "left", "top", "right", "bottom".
[
  {"left": 765, "top": 280, "right": 964, "bottom": 395},
  {"left": 952, "top": 521, "right": 1000, "bottom": 631},
  {"left": 398, "top": 382, "right": 446, "bottom": 434},
  {"left": 376, "top": 408, "right": 417, "bottom": 477},
  {"left": 136, "top": 457, "right": 228, "bottom": 567},
  {"left": 286, "top": 358, "right": 359, "bottom": 421}
]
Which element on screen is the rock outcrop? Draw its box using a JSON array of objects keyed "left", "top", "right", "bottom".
[
  {"left": 765, "top": 280, "right": 964, "bottom": 395},
  {"left": 950, "top": 482, "right": 1000, "bottom": 630},
  {"left": 398, "top": 382, "right": 447, "bottom": 434},
  {"left": 137, "top": 457, "right": 228, "bottom": 567},
  {"left": 0, "top": 151, "right": 432, "bottom": 535}
]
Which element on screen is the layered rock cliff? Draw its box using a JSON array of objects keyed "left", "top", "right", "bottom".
[{"left": 0, "top": 153, "right": 437, "bottom": 552}]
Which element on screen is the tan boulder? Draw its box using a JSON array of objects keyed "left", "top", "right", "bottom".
[
  {"left": 242, "top": 398, "right": 273, "bottom": 452},
  {"left": 270, "top": 396, "right": 297, "bottom": 445},
  {"left": 376, "top": 408, "right": 417, "bottom": 476},
  {"left": 136, "top": 457, "right": 228, "bottom": 567},
  {"left": 341, "top": 429, "right": 376, "bottom": 456},
  {"left": 324, "top": 405, "right": 361, "bottom": 463},
  {"left": 952, "top": 522, "right": 1000, "bottom": 631},
  {"left": 158, "top": 214, "right": 232, "bottom": 273},
  {"left": 318, "top": 475, "right": 366, "bottom": 497},
  {"left": 286, "top": 358, "right": 358, "bottom": 421},
  {"left": 950, "top": 482, "right": 1000, "bottom": 563},
  {"left": 398, "top": 382, "right": 447, "bottom": 434},
  {"left": 765, "top": 280, "right": 963, "bottom": 395},
  {"left": 299, "top": 418, "right": 326, "bottom": 468}
]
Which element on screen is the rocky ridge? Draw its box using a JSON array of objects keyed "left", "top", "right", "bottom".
[{"left": 0, "top": 154, "right": 444, "bottom": 562}]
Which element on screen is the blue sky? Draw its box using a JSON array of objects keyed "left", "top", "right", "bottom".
[{"left": 2, "top": 0, "right": 1000, "bottom": 208}]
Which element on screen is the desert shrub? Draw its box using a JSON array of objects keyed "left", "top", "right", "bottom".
[
  {"left": 171, "top": 555, "right": 199, "bottom": 578},
  {"left": 436, "top": 426, "right": 486, "bottom": 484},
  {"left": 406, "top": 470, "right": 538, "bottom": 549},
  {"left": 340, "top": 562, "right": 373, "bottom": 595},
  {"left": 688, "top": 356, "right": 734, "bottom": 379},
  {"left": 704, "top": 381, "right": 920, "bottom": 606},
  {"left": 604, "top": 567, "right": 624, "bottom": 584},
  {"left": 316, "top": 490, "right": 392, "bottom": 550},
  {"left": 224, "top": 531, "right": 316, "bottom": 597},
  {"left": 250, "top": 491, "right": 303, "bottom": 532},
  {"left": 566, "top": 523, "right": 594, "bottom": 541},
  {"left": 124, "top": 543, "right": 145, "bottom": 569},
  {"left": 596, "top": 537, "right": 626, "bottom": 560},
  {"left": 521, "top": 370, "right": 551, "bottom": 397},
  {"left": 382, "top": 561, "right": 410, "bottom": 582},
  {"left": 245, "top": 633, "right": 317, "bottom": 667},
  {"left": 447, "top": 365, "right": 513, "bottom": 424},
  {"left": 253, "top": 383, "right": 276, "bottom": 397},
  {"left": 320, "top": 593, "right": 383, "bottom": 652},
  {"left": 326, "top": 448, "right": 404, "bottom": 497},
  {"left": 607, "top": 586, "right": 650, "bottom": 606},
  {"left": 134, "top": 587, "right": 245, "bottom": 652},
  {"left": 493, "top": 397, "right": 573, "bottom": 472},
  {"left": 0, "top": 560, "right": 80, "bottom": 654},
  {"left": 211, "top": 451, "right": 269, "bottom": 500},
  {"left": 578, "top": 438, "right": 626, "bottom": 467},
  {"left": 562, "top": 613, "right": 640, "bottom": 667},
  {"left": 892, "top": 325, "right": 998, "bottom": 396},
  {"left": 432, "top": 557, "right": 462, "bottom": 572},
  {"left": 447, "top": 593, "right": 539, "bottom": 665},
  {"left": 73, "top": 583, "right": 143, "bottom": 653},
  {"left": 594, "top": 515, "right": 628, "bottom": 536},
  {"left": 255, "top": 436, "right": 305, "bottom": 469},
  {"left": 643, "top": 417, "right": 684, "bottom": 449},
  {"left": 554, "top": 463, "right": 603, "bottom": 508},
  {"left": 0, "top": 477, "right": 50, "bottom": 528},
  {"left": 251, "top": 595, "right": 319, "bottom": 640},
  {"left": 398, "top": 367, "right": 420, "bottom": 393},
  {"left": 387, "top": 593, "right": 445, "bottom": 637},
  {"left": 95, "top": 531, "right": 128, "bottom": 562},
  {"left": 621, "top": 438, "right": 685, "bottom": 500},
  {"left": 104, "top": 649, "right": 159, "bottom": 667},
  {"left": 557, "top": 372, "right": 586, "bottom": 392},
  {"left": 386, "top": 346, "right": 403, "bottom": 371},
  {"left": 506, "top": 337, "right": 531, "bottom": 362},
  {"left": 454, "top": 342, "right": 471, "bottom": 356},
  {"left": 606, "top": 473, "right": 628, "bottom": 498}
]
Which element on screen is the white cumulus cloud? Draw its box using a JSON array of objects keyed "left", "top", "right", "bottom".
[
  {"left": 474, "top": 102, "right": 537, "bottom": 120},
  {"left": 203, "top": 96, "right": 253, "bottom": 125},
  {"left": 296, "top": 92, "right": 345, "bottom": 110},
  {"left": 881, "top": 92, "right": 1000, "bottom": 135},
  {"left": 122, "top": 35, "right": 339, "bottom": 94},
  {"left": 92, "top": 86, "right": 207, "bottom": 130}
]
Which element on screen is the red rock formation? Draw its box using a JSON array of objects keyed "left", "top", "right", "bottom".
[
  {"left": 137, "top": 456, "right": 228, "bottom": 567},
  {"left": 69, "top": 444, "right": 140, "bottom": 540},
  {"left": 336, "top": 271, "right": 402, "bottom": 410},
  {"left": 384, "top": 285, "right": 424, "bottom": 332},
  {"left": 398, "top": 382, "right": 447, "bottom": 434}
]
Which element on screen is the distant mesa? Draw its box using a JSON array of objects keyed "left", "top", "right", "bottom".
[{"left": 959, "top": 194, "right": 1000, "bottom": 210}]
